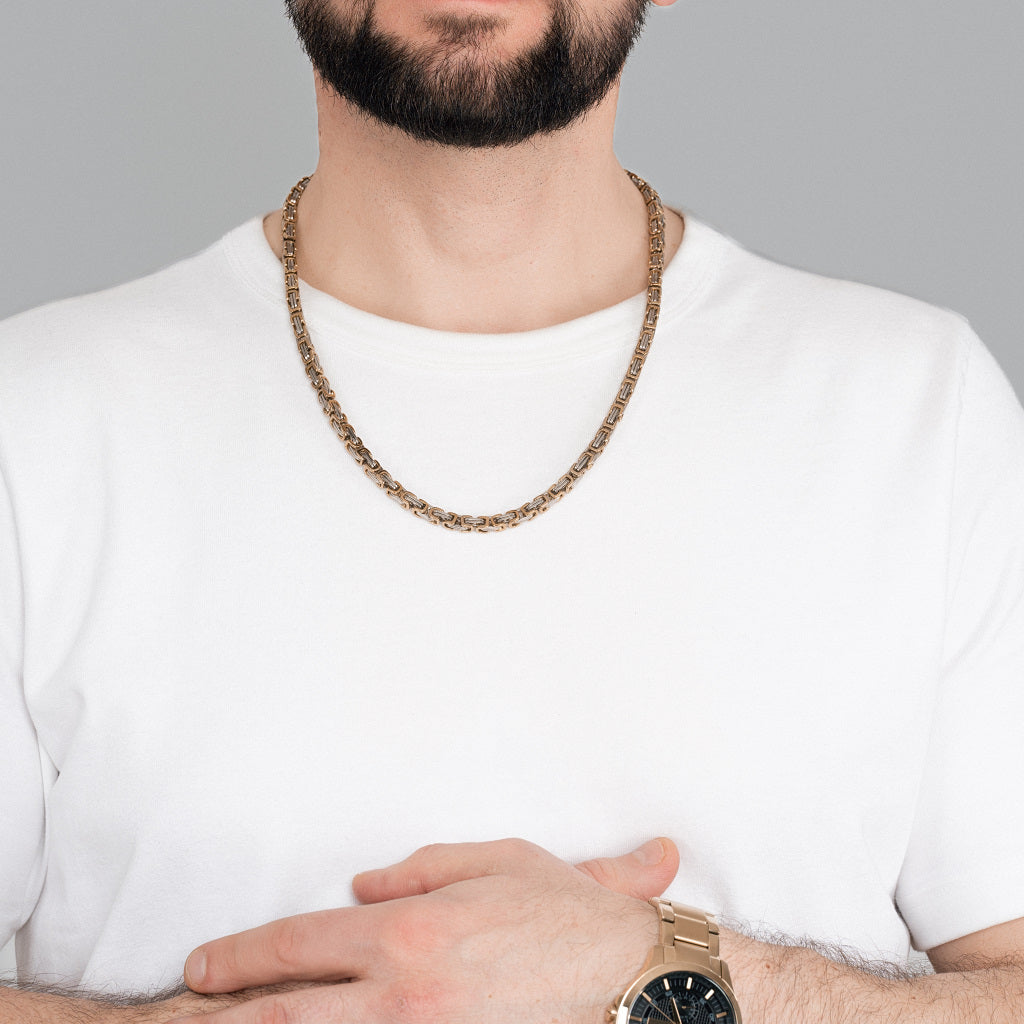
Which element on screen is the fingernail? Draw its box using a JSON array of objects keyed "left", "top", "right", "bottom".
[
  {"left": 184, "top": 949, "right": 207, "bottom": 986},
  {"left": 633, "top": 838, "right": 666, "bottom": 866}
]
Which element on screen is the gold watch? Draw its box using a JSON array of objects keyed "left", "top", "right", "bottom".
[{"left": 609, "top": 898, "right": 742, "bottom": 1024}]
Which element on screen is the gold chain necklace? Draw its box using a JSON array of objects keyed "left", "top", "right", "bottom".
[{"left": 281, "top": 172, "right": 667, "bottom": 533}]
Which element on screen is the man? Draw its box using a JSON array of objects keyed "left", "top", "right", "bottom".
[{"left": 1, "top": 0, "right": 1023, "bottom": 1021}]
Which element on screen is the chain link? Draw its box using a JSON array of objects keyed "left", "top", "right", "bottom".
[{"left": 281, "top": 172, "right": 667, "bottom": 533}]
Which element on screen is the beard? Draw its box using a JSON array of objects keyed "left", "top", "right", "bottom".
[{"left": 284, "top": 0, "right": 648, "bottom": 147}]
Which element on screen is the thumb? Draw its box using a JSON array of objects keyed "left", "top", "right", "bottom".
[{"left": 576, "top": 838, "right": 680, "bottom": 899}]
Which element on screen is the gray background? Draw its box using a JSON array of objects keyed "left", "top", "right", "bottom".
[
  {"left": 1, "top": 0, "right": 1022, "bottom": 396},
  {"left": 1, "top": 0, "right": 1021, "bottom": 975}
]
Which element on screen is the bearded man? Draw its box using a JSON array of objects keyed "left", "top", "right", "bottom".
[{"left": 1, "top": 0, "right": 1023, "bottom": 1022}]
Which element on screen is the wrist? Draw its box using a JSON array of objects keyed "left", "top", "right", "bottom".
[
  {"left": 717, "top": 926, "right": 896, "bottom": 1024},
  {"left": 604, "top": 897, "right": 665, "bottom": 1010},
  {"left": 610, "top": 901, "right": 741, "bottom": 1024}
]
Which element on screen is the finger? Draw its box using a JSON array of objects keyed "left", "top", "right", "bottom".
[
  {"left": 170, "top": 982, "right": 357, "bottom": 1024},
  {"left": 575, "top": 837, "right": 680, "bottom": 899},
  {"left": 353, "top": 837, "right": 547, "bottom": 904},
  {"left": 185, "top": 907, "right": 371, "bottom": 993}
]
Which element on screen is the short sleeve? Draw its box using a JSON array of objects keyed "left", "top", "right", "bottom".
[
  {"left": 896, "top": 328, "right": 1024, "bottom": 951},
  {"left": 0, "top": 454, "right": 46, "bottom": 947}
]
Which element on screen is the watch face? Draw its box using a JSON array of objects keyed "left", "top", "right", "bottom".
[{"left": 627, "top": 971, "right": 738, "bottom": 1024}]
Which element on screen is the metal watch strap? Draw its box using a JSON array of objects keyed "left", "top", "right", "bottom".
[{"left": 647, "top": 898, "right": 729, "bottom": 983}]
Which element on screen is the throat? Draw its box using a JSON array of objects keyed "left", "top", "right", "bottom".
[{"left": 261, "top": 204, "right": 682, "bottom": 334}]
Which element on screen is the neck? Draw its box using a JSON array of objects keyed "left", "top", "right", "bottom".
[{"left": 264, "top": 82, "right": 683, "bottom": 333}]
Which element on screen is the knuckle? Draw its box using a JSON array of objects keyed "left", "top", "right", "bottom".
[
  {"left": 406, "top": 843, "right": 447, "bottom": 877},
  {"left": 498, "top": 836, "right": 534, "bottom": 857},
  {"left": 401, "top": 843, "right": 449, "bottom": 894},
  {"left": 384, "top": 977, "right": 456, "bottom": 1024},
  {"left": 413, "top": 842, "right": 447, "bottom": 860},
  {"left": 252, "top": 997, "right": 296, "bottom": 1024},
  {"left": 495, "top": 836, "right": 544, "bottom": 869},
  {"left": 380, "top": 905, "right": 450, "bottom": 959},
  {"left": 580, "top": 856, "right": 617, "bottom": 885},
  {"left": 270, "top": 915, "right": 310, "bottom": 971}
]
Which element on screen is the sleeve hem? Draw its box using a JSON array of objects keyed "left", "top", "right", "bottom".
[{"left": 898, "top": 868, "right": 1024, "bottom": 951}]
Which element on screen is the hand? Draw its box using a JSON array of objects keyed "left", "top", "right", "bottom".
[{"left": 172, "top": 837, "right": 680, "bottom": 1024}]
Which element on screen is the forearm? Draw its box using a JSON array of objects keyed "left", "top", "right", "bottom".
[
  {"left": 0, "top": 983, "right": 244, "bottom": 1024},
  {"left": 723, "top": 928, "right": 1024, "bottom": 1023},
  {"left": 0, "top": 986, "right": 173, "bottom": 1024}
]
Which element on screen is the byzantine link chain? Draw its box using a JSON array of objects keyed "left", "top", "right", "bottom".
[{"left": 281, "top": 172, "right": 666, "bottom": 533}]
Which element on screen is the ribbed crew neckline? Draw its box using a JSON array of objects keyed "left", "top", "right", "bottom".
[{"left": 221, "top": 203, "right": 728, "bottom": 374}]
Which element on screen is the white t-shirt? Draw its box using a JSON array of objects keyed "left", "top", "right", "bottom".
[{"left": 1, "top": 210, "right": 1022, "bottom": 995}]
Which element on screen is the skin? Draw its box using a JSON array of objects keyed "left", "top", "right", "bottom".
[
  {"left": 0, "top": 842, "right": 678, "bottom": 1023},
  {"left": 261, "top": 0, "right": 683, "bottom": 335},
  {"left": 176, "top": 840, "right": 679, "bottom": 1024},
  {"left": 172, "top": 840, "right": 1024, "bottom": 1024}
]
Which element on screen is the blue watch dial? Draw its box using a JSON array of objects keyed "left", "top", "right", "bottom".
[{"left": 627, "top": 971, "right": 738, "bottom": 1024}]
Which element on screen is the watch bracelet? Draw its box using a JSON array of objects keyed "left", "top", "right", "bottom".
[{"left": 647, "top": 898, "right": 728, "bottom": 982}]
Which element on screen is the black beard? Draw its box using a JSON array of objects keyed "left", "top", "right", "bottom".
[{"left": 285, "top": 0, "right": 648, "bottom": 148}]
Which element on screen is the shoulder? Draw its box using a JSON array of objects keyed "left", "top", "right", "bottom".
[
  {"left": 0, "top": 217, "right": 275, "bottom": 387},
  {"left": 0, "top": 216, "right": 283, "bottom": 481},
  {"left": 672, "top": 214, "right": 980, "bottom": 408},
  {"left": 694, "top": 213, "right": 971, "bottom": 346}
]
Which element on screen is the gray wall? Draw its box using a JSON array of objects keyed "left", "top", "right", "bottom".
[
  {"left": 616, "top": 0, "right": 1024, "bottom": 395},
  {"left": 1, "top": 0, "right": 1021, "bottom": 398}
]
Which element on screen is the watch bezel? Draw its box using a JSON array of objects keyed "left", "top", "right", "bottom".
[{"left": 614, "top": 964, "right": 742, "bottom": 1024}]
